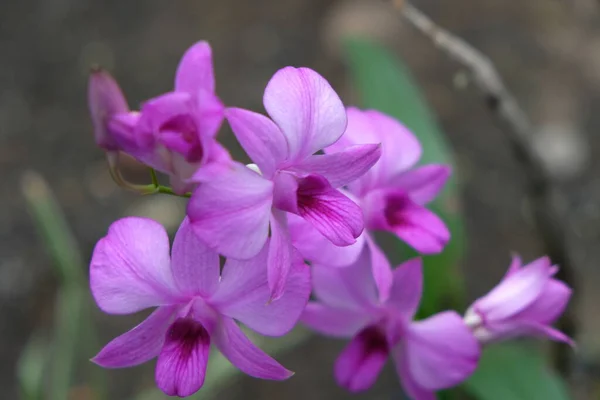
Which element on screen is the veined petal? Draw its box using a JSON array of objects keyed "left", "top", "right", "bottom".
[
  {"left": 88, "top": 68, "right": 128, "bottom": 150},
  {"left": 187, "top": 163, "right": 273, "bottom": 259},
  {"left": 334, "top": 325, "right": 389, "bottom": 392},
  {"left": 312, "top": 245, "right": 379, "bottom": 310},
  {"left": 155, "top": 318, "right": 211, "bottom": 397},
  {"left": 403, "top": 311, "right": 480, "bottom": 390},
  {"left": 211, "top": 242, "right": 311, "bottom": 336},
  {"left": 387, "top": 258, "right": 423, "bottom": 319},
  {"left": 366, "top": 191, "right": 450, "bottom": 254},
  {"left": 301, "top": 302, "right": 370, "bottom": 338},
  {"left": 90, "top": 217, "right": 178, "bottom": 314},
  {"left": 289, "top": 213, "right": 365, "bottom": 267},
  {"left": 175, "top": 41, "right": 216, "bottom": 94},
  {"left": 263, "top": 67, "right": 347, "bottom": 161},
  {"left": 226, "top": 107, "right": 288, "bottom": 177},
  {"left": 213, "top": 317, "right": 293, "bottom": 380},
  {"left": 391, "top": 165, "right": 451, "bottom": 205},
  {"left": 292, "top": 144, "right": 382, "bottom": 188},
  {"left": 92, "top": 305, "right": 177, "bottom": 368},
  {"left": 295, "top": 174, "right": 363, "bottom": 246},
  {"left": 171, "top": 218, "right": 220, "bottom": 298}
]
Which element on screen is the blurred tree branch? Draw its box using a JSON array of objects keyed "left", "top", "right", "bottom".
[{"left": 390, "top": 0, "right": 578, "bottom": 378}]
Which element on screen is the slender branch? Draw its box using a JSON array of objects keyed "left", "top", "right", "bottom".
[{"left": 392, "top": 0, "right": 577, "bottom": 376}]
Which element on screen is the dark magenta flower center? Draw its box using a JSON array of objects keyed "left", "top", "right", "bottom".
[
  {"left": 382, "top": 193, "right": 411, "bottom": 228},
  {"left": 165, "top": 317, "right": 210, "bottom": 358},
  {"left": 158, "top": 114, "right": 204, "bottom": 163},
  {"left": 357, "top": 325, "right": 389, "bottom": 356}
]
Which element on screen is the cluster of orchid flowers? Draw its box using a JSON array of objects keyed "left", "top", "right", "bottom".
[{"left": 87, "top": 41, "right": 572, "bottom": 399}]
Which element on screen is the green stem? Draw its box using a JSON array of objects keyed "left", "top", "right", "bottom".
[{"left": 149, "top": 168, "right": 159, "bottom": 186}]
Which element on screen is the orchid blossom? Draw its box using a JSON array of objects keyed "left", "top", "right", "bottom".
[
  {"left": 187, "top": 67, "right": 381, "bottom": 299},
  {"left": 301, "top": 245, "right": 480, "bottom": 399},
  {"left": 88, "top": 41, "right": 227, "bottom": 193},
  {"left": 464, "top": 254, "right": 573, "bottom": 345},
  {"left": 90, "top": 217, "right": 311, "bottom": 397}
]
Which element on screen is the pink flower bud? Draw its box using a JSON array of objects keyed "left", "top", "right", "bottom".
[
  {"left": 464, "top": 254, "right": 573, "bottom": 345},
  {"left": 87, "top": 68, "right": 129, "bottom": 150}
]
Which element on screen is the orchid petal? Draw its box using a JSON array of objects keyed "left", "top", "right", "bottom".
[
  {"left": 295, "top": 174, "right": 363, "bottom": 246},
  {"left": 477, "top": 259, "right": 551, "bottom": 321},
  {"left": 330, "top": 108, "right": 422, "bottom": 192},
  {"left": 292, "top": 144, "right": 381, "bottom": 188},
  {"left": 211, "top": 243, "right": 311, "bottom": 336},
  {"left": 394, "top": 348, "right": 437, "bottom": 400},
  {"left": 520, "top": 323, "right": 575, "bottom": 346},
  {"left": 301, "top": 302, "right": 370, "bottom": 338},
  {"left": 195, "top": 88, "right": 224, "bottom": 138},
  {"left": 404, "top": 311, "right": 480, "bottom": 390},
  {"left": 367, "top": 238, "right": 394, "bottom": 303},
  {"left": 171, "top": 218, "right": 220, "bottom": 298},
  {"left": 391, "top": 165, "right": 451, "bottom": 205},
  {"left": 369, "top": 192, "right": 449, "bottom": 254},
  {"left": 90, "top": 217, "right": 177, "bottom": 314},
  {"left": 387, "top": 258, "right": 423, "bottom": 319},
  {"left": 289, "top": 213, "right": 365, "bottom": 267},
  {"left": 334, "top": 326, "right": 389, "bottom": 392},
  {"left": 312, "top": 245, "right": 379, "bottom": 310},
  {"left": 88, "top": 69, "right": 128, "bottom": 150},
  {"left": 187, "top": 163, "right": 273, "bottom": 259},
  {"left": 515, "top": 279, "right": 571, "bottom": 324},
  {"left": 213, "top": 317, "right": 293, "bottom": 380},
  {"left": 155, "top": 318, "right": 211, "bottom": 397},
  {"left": 504, "top": 253, "right": 523, "bottom": 277},
  {"left": 263, "top": 67, "right": 346, "bottom": 160},
  {"left": 226, "top": 107, "right": 288, "bottom": 178},
  {"left": 175, "top": 41, "right": 215, "bottom": 94},
  {"left": 92, "top": 305, "right": 176, "bottom": 368},
  {"left": 138, "top": 91, "right": 194, "bottom": 134},
  {"left": 267, "top": 210, "right": 293, "bottom": 301}
]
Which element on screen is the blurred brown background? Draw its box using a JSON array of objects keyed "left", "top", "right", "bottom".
[{"left": 2, "top": 0, "right": 600, "bottom": 398}]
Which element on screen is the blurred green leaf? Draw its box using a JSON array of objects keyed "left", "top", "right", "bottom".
[
  {"left": 344, "top": 38, "right": 465, "bottom": 316},
  {"left": 464, "top": 343, "right": 570, "bottom": 400},
  {"left": 21, "top": 171, "right": 106, "bottom": 400},
  {"left": 17, "top": 333, "right": 48, "bottom": 400}
]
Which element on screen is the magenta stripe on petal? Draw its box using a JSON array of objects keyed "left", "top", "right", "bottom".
[
  {"left": 155, "top": 318, "right": 211, "bottom": 397},
  {"left": 296, "top": 175, "right": 363, "bottom": 246},
  {"left": 334, "top": 325, "right": 389, "bottom": 392}
]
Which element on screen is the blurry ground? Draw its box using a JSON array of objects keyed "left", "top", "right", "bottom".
[{"left": 2, "top": 0, "right": 600, "bottom": 398}]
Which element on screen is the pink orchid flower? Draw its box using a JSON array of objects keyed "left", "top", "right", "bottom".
[
  {"left": 187, "top": 67, "right": 381, "bottom": 299},
  {"left": 88, "top": 41, "right": 227, "bottom": 193},
  {"left": 464, "top": 254, "right": 573, "bottom": 345},
  {"left": 290, "top": 107, "right": 451, "bottom": 300},
  {"left": 301, "top": 246, "right": 480, "bottom": 399},
  {"left": 90, "top": 217, "right": 311, "bottom": 397}
]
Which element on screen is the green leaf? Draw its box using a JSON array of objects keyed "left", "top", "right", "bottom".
[
  {"left": 21, "top": 171, "right": 106, "bottom": 400},
  {"left": 343, "top": 38, "right": 465, "bottom": 316},
  {"left": 464, "top": 343, "right": 570, "bottom": 400},
  {"left": 17, "top": 333, "right": 49, "bottom": 400}
]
